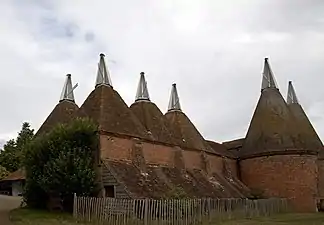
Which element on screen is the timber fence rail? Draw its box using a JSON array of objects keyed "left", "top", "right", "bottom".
[{"left": 73, "top": 195, "right": 288, "bottom": 225}]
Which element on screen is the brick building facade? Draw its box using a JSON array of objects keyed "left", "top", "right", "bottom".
[{"left": 5, "top": 54, "right": 323, "bottom": 212}]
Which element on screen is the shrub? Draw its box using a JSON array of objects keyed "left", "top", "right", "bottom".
[{"left": 23, "top": 118, "right": 99, "bottom": 211}]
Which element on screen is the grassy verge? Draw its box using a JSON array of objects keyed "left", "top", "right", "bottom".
[
  {"left": 10, "top": 208, "right": 324, "bottom": 225},
  {"left": 218, "top": 213, "right": 324, "bottom": 225},
  {"left": 10, "top": 207, "right": 85, "bottom": 225}
]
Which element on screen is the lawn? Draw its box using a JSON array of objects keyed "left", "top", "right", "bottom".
[
  {"left": 10, "top": 208, "right": 84, "bottom": 225},
  {"left": 219, "top": 213, "right": 324, "bottom": 225},
  {"left": 10, "top": 208, "right": 324, "bottom": 225}
]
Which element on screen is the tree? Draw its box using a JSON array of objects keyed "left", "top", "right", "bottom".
[
  {"left": 24, "top": 118, "right": 99, "bottom": 211},
  {"left": 0, "top": 165, "right": 9, "bottom": 180},
  {"left": 0, "top": 122, "right": 34, "bottom": 172}
]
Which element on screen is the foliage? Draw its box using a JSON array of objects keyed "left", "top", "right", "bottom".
[
  {"left": 23, "top": 118, "right": 99, "bottom": 211},
  {"left": 165, "top": 186, "right": 187, "bottom": 199},
  {"left": 0, "top": 122, "right": 34, "bottom": 172},
  {"left": 0, "top": 165, "right": 9, "bottom": 180}
]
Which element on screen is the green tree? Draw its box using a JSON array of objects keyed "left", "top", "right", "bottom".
[
  {"left": 24, "top": 118, "right": 99, "bottom": 211},
  {"left": 0, "top": 122, "right": 34, "bottom": 172},
  {"left": 0, "top": 165, "right": 9, "bottom": 180}
]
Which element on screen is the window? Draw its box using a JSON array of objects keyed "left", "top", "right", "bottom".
[{"left": 104, "top": 185, "right": 115, "bottom": 198}]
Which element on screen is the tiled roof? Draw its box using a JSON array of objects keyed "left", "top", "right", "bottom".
[
  {"left": 77, "top": 85, "right": 151, "bottom": 139},
  {"left": 130, "top": 101, "right": 178, "bottom": 145},
  {"left": 105, "top": 160, "right": 250, "bottom": 199},
  {"left": 1, "top": 169, "right": 25, "bottom": 181},
  {"left": 206, "top": 140, "right": 236, "bottom": 158},
  {"left": 164, "top": 111, "right": 213, "bottom": 152},
  {"left": 36, "top": 100, "right": 79, "bottom": 136}
]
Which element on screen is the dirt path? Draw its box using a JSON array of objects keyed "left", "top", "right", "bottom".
[{"left": 0, "top": 195, "right": 22, "bottom": 225}]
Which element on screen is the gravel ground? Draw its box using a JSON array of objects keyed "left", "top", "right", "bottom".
[{"left": 0, "top": 195, "right": 22, "bottom": 225}]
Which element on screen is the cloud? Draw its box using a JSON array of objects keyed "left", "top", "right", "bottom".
[{"left": 0, "top": 0, "right": 324, "bottom": 143}]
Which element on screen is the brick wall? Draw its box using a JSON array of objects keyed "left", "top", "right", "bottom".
[
  {"left": 318, "top": 159, "right": 324, "bottom": 198},
  {"left": 182, "top": 150, "right": 203, "bottom": 170},
  {"left": 100, "top": 134, "right": 232, "bottom": 175},
  {"left": 206, "top": 154, "right": 223, "bottom": 174},
  {"left": 225, "top": 158, "right": 239, "bottom": 179},
  {"left": 100, "top": 135, "right": 132, "bottom": 161},
  {"left": 142, "top": 142, "right": 175, "bottom": 167},
  {"left": 240, "top": 155, "right": 318, "bottom": 212}
]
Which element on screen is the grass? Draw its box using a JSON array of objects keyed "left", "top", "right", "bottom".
[
  {"left": 218, "top": 213, "right": 324, "bottom": 225},
  {"left": 10, "top": 208, "right": 324, "bottom": 225},
  {"left": 10, "top": 208, "right": 85, "bottom": 225}
]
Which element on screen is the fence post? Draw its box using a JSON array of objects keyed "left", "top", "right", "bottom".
[
  {"left": 207, "top": 198, "right": 211, "bottom": 222},
  {"left": 144, "top": 198, "right": 149, "bottom": 225},
  {"left": 73, "top": 193, "right": 77, "bottom": 218}
]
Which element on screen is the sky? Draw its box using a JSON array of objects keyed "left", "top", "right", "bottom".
[{"left": 1, "top": 0, "right": 324, "bottom": 147}]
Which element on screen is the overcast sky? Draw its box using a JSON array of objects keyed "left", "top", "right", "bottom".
[{"left": 1, "top": 0, "right": 324, "bottom": 147}]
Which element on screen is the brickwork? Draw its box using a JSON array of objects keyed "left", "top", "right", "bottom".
[
  {"left": 141, "top": 142, "right": 175, "bottom": 167},
  {"left": 100, "top": 135, "right": 132, "bottom": 161},
  {"left": 206, "top": 154, "right": 223, "bottom": 174},
  {"left": 100, "top": 134, "right": 232, "bottom": 174},
  {"left": 182, "top": 150, "right": 203, "bottom": 170},
  {"left": 240, "top": 155, "right": 318, "bottom": 212},
  {"left": 318, "top": 159, "right": 324, "bottom": 198},
  {"left": 226, "top": 159, "right": 239, "bottom": 179}
]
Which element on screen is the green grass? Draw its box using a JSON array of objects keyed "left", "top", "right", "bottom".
[
  {"left": 10, "top": 208, "right": 324, "bottom": 225},
  {"left": 218, "top": 213, "right": 324, "bottom": 225},
  {"left": 10, "top": 208, "right": 85, "bottom": 225}
]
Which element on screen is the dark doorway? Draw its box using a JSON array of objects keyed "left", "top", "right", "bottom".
[{"left": 104, "top": 185, "right": 115, "bottom": 198}]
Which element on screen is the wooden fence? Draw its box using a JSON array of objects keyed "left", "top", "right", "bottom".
[{"left": 73, "top": 195, "right": 288, "bottom": 225}]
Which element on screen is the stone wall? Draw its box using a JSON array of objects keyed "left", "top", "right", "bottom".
[{"left": 240, "top": 154, "right": 318, "bottom": 212}]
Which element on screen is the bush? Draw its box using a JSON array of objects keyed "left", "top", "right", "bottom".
[
  {"left": 23, "top": 118, "right": 99, "bottom": 211},
  {"left": 0, "top": 165, "right": 9, "bottom": 180}
]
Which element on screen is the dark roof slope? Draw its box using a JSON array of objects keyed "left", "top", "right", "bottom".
[
  {"left": 78, "top": 85, "right": 150, "bottom": 139},
  {"left": 164, "top": 111, "right": 213, "bottom": 152},
  {"left": 288, "top": 103, "right": 323, "bottom": 150},
  {"left": 240, "top": 88, "right": 304, "bottom": 158},
  {"left": 222, "top": 138, "right": 245, "bottom": 150},
  {"left": 36, "top": 100, "right": 79, "bottom": 136},
  {"left": 130, "top": 101, "right": 177, "bottom": 145},
  {"left": 105, "top": 160, "right": 249, "bottom": 199},
  {"left": 206, "top": 140, "right": 236, "bottom": 158}
]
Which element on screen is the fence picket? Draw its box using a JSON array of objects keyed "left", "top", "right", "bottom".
[{"left": 73, "top": 195, "right": 288, "bottom": 225}]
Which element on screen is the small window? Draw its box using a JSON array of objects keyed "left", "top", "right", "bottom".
[{"left": 104, "top": 185, "right": 115, "bottom": 198}]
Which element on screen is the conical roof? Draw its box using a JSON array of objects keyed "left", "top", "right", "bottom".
[
  {"left": 287, "top": 81, "right": 323, "bottom": 150},
  {"left": 130, "top": 101, "right": 177, "bottom": 144},
  {"left": 240, "top": 58, "right": 304, "bottom": 158},
  {"left": 78, "top": 81, "right": 151, "bottom": 139},
  {"left": 130, "top": 73, "right": 176, "bottom": 144},
  {"left": 164, "top": 84, "right": 213, "bottom": 151},
  {"left": 36, "top": 75, "right": 79, "bottom": 136}
]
